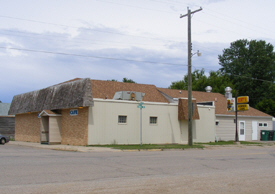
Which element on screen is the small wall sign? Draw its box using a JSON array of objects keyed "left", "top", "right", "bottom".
[{"left": 70, "top": 109, "right": 78, "bottom": 116}]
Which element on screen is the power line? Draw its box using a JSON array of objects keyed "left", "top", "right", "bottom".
[
  {"left": 0, "top": 29, "right": 170, "bottom": 48},
  {"left": 97, "top": 0, "right": 177, "bottom": 14},
  {"left": 0, "top": 46, "right": 186, "bottom": 66},
  {"left": 0, "top": 15, "right": 181, "bottom": 43},
  {"left": 192, "top": 65, "right": 274, "bottom": 84}
]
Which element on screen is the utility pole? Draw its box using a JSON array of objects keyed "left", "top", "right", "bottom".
[
  {"left": 235, "top": 90, "right": 239, "bottom": 142},
  {"left": 180, "top": 7, "right": 202, "bottom": 146}
]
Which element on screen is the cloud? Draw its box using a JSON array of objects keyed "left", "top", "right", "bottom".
[{"left": 0, "top": 26, "right": 191, "bottom": 102}]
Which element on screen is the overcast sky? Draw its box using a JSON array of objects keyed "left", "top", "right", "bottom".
[{"left": 1, "top": 0, "right": 275, "bottom": 103}]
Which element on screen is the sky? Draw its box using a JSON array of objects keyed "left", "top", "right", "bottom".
[{"left": 1, "top": 0, "right": 275, "bottom": 103}]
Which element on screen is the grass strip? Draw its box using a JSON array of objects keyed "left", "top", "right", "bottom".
[
  {"left": 88, "top": 144, "right": 204, "bottom": 150},
  {"left": 195, "top": 141, "right": 263, "bottom": 145}
]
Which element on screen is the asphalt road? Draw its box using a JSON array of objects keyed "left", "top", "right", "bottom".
[{"left": 1, "top": 144, "right": 275, "bottom": 194}]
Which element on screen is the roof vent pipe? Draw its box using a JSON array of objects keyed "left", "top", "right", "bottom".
[
  {"left": 205, "top": 86, "right": 212, "bottom": 93},
  {"left": 225, "top": 87, "right": 232, "bottom": 98}
]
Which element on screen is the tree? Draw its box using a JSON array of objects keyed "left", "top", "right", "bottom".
[
  {"left": 169, "top": 69, "right": 235, "bottom": 94},
  {"left": 219, "top": 39, "right": 275, "bottom": 108},
  {"left": 255, "top": 98, "right": 275, "bottom": 117},
  {"left": 122, "top": 78, "right": 136, "bottom": 83}
]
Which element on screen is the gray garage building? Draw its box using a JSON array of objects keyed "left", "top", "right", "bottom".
[{"left": 0, "top": 103, "right": 15, "bottom": 138}]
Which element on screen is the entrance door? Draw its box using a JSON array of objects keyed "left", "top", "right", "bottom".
[
  {"left": 239, "top": 121, "right": 245, "bottom": 141},
  {"left": 41, "top": 116, "right": 49, "bottom": 144},
  {"left": 252, "top": 121, "right": 258, "bottom": 140}
]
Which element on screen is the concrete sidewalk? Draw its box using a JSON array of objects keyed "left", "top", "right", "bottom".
[
  {"left": 7, "top": 141, "right": 275, "bottom": 153},
  {"left": 8, "top": 141, "right": 120, "bottom": 152}
]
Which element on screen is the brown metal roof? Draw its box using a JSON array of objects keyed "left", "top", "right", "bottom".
[
  {"left": 24, "top": 77, "right": 270, "bottom": 117},
  {"left": 157, "top": 88, "right": 271, "bottom": 117},
  {"left": 90, "top": 79, "right": 169, "bottom": 103}
]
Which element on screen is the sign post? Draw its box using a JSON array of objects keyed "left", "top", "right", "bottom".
[
  {"left": 226, "top": 88, "right": 249, "bottom": 142},
  {"left": 235, "top": 90, "right": 238, "bottom": 142},
  {"left": 137, "top": 102, "right": 145, "bottom": 146}
]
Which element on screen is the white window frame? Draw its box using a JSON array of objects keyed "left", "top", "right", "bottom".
[
  {"left": 118, "top": 115, "right": 127, "bottom": 124},
  {"left": 150, "top": 116, "right": 158, "bottom": 125}
]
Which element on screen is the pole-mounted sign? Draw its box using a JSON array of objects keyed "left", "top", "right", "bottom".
[
  {"left": 137, "top": 102, "right": 145, "bottom": 146},
  {"left": 237, "top": 96, "right": 249, "bottom": 104},
  {"left": 237, "top": 104, "right": 249, "bottom": 111},
  {"left": 227, "top": 98, "right": 235, "bottom": 112},
  {"left": 237, "top": 96, "right": 249, "bottom": 111}
]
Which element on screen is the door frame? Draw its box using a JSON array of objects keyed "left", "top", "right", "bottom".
[
  {"left": 252, "top": 121, "right": 258, "bottom": 140},
  {"left": 239, "top": 121, "right": 245, "bottom": 141}
]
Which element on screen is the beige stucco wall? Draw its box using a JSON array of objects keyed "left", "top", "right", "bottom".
[
  {"left": 61, "top": 107, "right": 88, "bottom": 146},
  {"left": 216, "top": 115, "right": 273, "bottom": 141},
  {"left": 88, "top": 99, "right": 215, "bottom": 145},
  {"left": 15, "top": 113, "right": 40, "bottom": 142},
  {"left": 193, "top": 106, "right": 216, "bottom": 143}
]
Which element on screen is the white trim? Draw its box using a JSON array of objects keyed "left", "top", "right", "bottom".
[
  {"left": 93, "top": 98, "right": 174, "bottom": 106},
  {"left": 93, "top": 98, "right": 215, "bottom": 108},
  {"left": 216, "top": 114, "right": 272, "bottom": 119},
  {"left": 239, "top": 120, "right": 245, "bottom": 141},
  {"left": 39, "top": 110, "right": 61, "bottom": 117}
]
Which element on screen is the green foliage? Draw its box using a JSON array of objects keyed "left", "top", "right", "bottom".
[
  {"left": 122, "top": 77, "right": 136, "bottom": 83},
  {"left": 218, "top": 39, "right": 275, "bottom": 108},
  {"left": 195, "top": 141, "right": 262, "bottom": 145},
  {"left": 108, "top": 78, "right": 136, "bottom": 83},
  {"left": 169, "top": 69, "right": 235, "bottom": 94},
  {"left": 255, "top": 98, "right": 275, "bottom": 117}
]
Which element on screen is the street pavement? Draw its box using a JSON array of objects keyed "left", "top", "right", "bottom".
[{"left": 2, "top": 141, "right": 275, "bottom": 193}]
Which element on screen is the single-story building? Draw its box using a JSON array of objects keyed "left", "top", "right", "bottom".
[
  {"left": 0, "top": 103, "right": 15, "bottom": 138},
  {"left": 9, "top": 78, "right": 216, "bottom": 145},
  {"left": 157, "top": 88, "right": 273, "bottom": 141},
  {"left": 9, "top": 78, "right": 272, "bottom": 145}
]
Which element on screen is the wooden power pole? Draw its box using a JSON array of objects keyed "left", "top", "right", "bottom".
[{"left": 180, "top": 7, "right": 202, "bottom": 146}]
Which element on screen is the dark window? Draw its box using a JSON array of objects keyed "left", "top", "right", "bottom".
[
  {"left": 150, "top": 117, "right": 157, "bottom": 124},
  {"left": 118, "top": 116, "right": 127, "bottom": 124}
]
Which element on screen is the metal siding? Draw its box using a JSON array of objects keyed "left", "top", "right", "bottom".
[
  {"left": 216, "top": 116, "right": 273, "bottom": 141},
  {"left": 216, "top": 116, "right": 235, "bottom": 141},
  {"left": 0, "top": 117, "right": 15, "bottom": 137}
]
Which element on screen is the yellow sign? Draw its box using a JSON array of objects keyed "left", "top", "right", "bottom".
[
  {"left": 237, "top": 96, "right": 249, "bottom": 104},
  {"left": 237, "top": 104, "right": 249, "bottom": 111}
]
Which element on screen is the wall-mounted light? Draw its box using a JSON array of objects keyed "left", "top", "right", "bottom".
[
  {"left": 78, "top": 106, "right": 83, "bottom": 109},
  {"left": 192, "top": 50, "right": 202, "bottom": 57}
]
